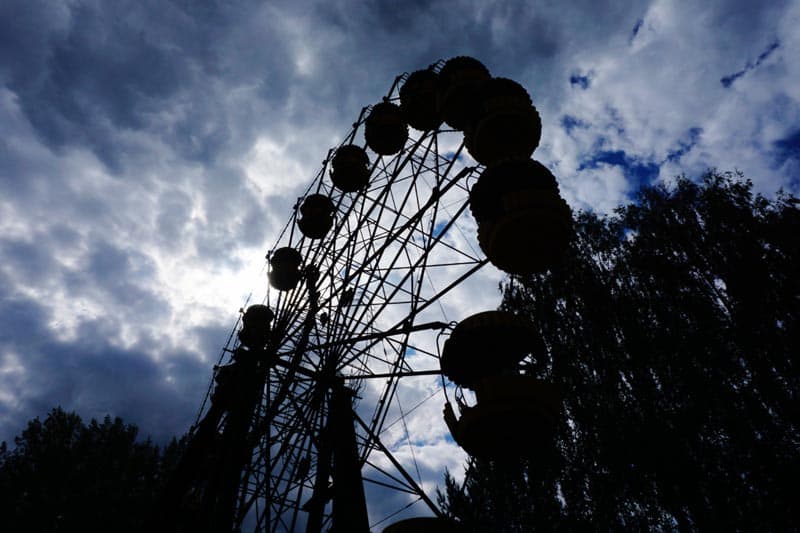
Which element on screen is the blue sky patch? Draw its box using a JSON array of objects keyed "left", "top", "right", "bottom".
[
  {"left": 721, "top": 40, "right": 780, "bottom": 88},
  {"left": 666, "top": 127, "right": 703, "bottom": 162},
  {"left": 433, "top": 221, "right": 448, "bottom": 239},
  {"left": 772, "top": 129, "right": 800, "bottom": 165},
  {"left": 561, "top": 114, "right": 588, "bottom": 134},
  {"left": 630, "top": 18, "right": 644, "bottom": 42},
  {"left": 580, "top": 150, "right": 660, "bottom": 190},
  {"left": 570, "top": 73, "right": 591, "bottom": 89}
]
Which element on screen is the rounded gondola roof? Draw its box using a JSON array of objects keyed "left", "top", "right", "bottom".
[{"left": 365, "top": 101, "right": 409, "bottom": 156}]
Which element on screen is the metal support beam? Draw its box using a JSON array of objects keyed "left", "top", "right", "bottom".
[
  {"left": 287, "top": 320, "right": 449, "bottom": 355},
  {"left": 330, "top": 383, "right": 370, "bottom": 533},
  {"left": 352, "top": 412, "right": 443, "bottom": 517},
  {"left": 342, "top": 369, "right": 442, "bottom": 380}
]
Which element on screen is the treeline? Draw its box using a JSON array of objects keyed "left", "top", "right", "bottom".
[
  {"left": 0, "top": 407, "right": 185, "bottom": 532},
  {"left": 439, "top": 172, "right": 799, "bottom": 531}
]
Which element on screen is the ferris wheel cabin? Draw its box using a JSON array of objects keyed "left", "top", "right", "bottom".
[
  {"left": 399, "top": 68, "right": 442, "bottom": 132},
  {"left": 440, "top": 310, "right": 541, "bottom": 389},
  {"left": 469, "top": 157, "right": 572, "bottom": 275},
  {"left": 268, "top": 246, "right": 303, "bottom": 291},
  {"left": 238, "top": 304, "right": 274, "bottom": 350},
  {"left": 464, "top": 77, "right": 543, "bottom": 166},
  {"left": 446, "top": 375, "right": 560, "bottom": 459},
  {"left": 298, "top": 193, "right": 336, "bottom": 240},
  {"left": 437, "top": 56, "right": 491, "bottom": 131},
  {"left": 440, "top": 310, "right": 559, "bottom": 460},
  {"left": 330, "top": 144, "right": 371, "bottom": 193},
  {"left": 364, "top": 101, "right": 409, "bottom": 156}
]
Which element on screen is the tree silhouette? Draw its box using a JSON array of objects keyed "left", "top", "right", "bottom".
[
  {"left": 0, "top": 407, "right": 184, "bottom": 532},
  {"left": 439, "top": 172, "right": 799, "bottom": 531}
]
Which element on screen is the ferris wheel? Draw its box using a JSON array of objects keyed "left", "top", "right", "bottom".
[{"left": 155, "top": 57, "right": 571, "bottom": 533}]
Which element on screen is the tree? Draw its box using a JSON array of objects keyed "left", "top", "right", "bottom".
[
  {"left": 439, "top": 172, "right": 799, "bottom": 531},
  {"left": 0, "top": 407, "right": 185, "bottom": 532}
]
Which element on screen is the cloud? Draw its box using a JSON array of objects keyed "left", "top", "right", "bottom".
[{"left": 0, "top": 282, "right": 209, "bottom": 445}]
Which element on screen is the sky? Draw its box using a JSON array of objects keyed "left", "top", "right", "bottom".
[{"left": 1, "top": 0, "right": 799, "bottom": 527}]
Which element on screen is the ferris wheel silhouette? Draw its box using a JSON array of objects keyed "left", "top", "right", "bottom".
[{"left": 153, "top": 56, "right": 571, "bottom": 533}]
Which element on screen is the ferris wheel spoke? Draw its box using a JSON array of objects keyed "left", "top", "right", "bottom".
[
  {"left": 332, "top": 209, "right": 480, "bottom": 374},
  {"left": 362, "top": 476, "right": 420, "bottom": 495},
  {"left": 333, "top": 204, "right": 472, "bottom": 352},
  {"left": 334, "top": 164, "right": 472, "bottom": 294},
  {"left": 358, "top": 202, "right": 444, "bottom": 436}
]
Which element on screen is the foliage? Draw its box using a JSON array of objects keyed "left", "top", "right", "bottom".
[
  {"left": 0, "top": 407, "right": 185, "bottom": 532},
  {"left": 439, "top": 172, "right": 799, "bottom": 531}
]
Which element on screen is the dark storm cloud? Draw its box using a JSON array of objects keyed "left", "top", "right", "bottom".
[
  {"left": 0, "top": 0, "right": 297, "bottom": 172},
  {"left": 1, "top": 0, "right": 647, "bottom": 181},
  {"left": 0, "top": 231, "right": 169, "bottom": 325},
  {"left": 187, "top": 163, "right": 273, "bottom": 266},
  {"left": 0, "top": 277, "right": 211, "bottom": 445},
  {"left": 2, "top": 1, "right": 181, "bottom": 170},
  {"left": 0, "top": 229, "right": 195, "bottom": 444},
  {"left": 0, "top": 237, "right": 58, "bottom": 286},
  {"left": 80, "top": 240, "right": 169, "bottom": 319},
  {"left": 309, "top": 0, "right": 564, "bottom": 93},
  {"left": 0, "top": 0, "right": 296, "bottom": 446}
]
